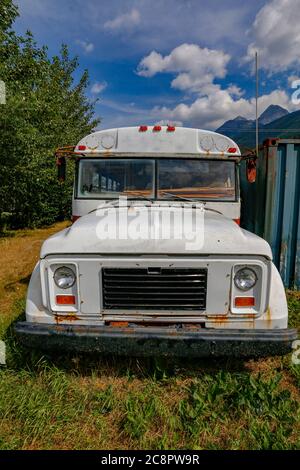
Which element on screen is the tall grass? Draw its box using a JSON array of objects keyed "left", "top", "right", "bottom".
[{"left": 0, "top": 237, "right": 299, "bottom": 450}]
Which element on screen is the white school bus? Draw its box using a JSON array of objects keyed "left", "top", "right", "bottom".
[{"left": 15, "top": 125, "right": 297, "bottom": 356}]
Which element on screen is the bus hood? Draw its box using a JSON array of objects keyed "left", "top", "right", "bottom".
[{"left": 41, "top": 206, "right": 272, "bottom": 259}]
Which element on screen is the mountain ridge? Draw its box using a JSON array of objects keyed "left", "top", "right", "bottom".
[{"left": 216, "top": 105, "right": 300, "bottom": 150}]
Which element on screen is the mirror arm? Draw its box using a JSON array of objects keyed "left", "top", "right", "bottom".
[
  {"left": 56, "top": 156, "right": 66, "bottom": 182},
  {"left": 54, "top": 145, "right": 77, "bottom": 182},
  {"left": 240, "top": 152, "right": 257, "bottom": 162}
]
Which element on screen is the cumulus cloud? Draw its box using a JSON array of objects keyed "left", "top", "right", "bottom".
[
  {"left": 104, "top": 8, "right": 140, "bottom": 32},
  {"left": 226, "top": 85, "right": 244, "bottom": 98},
  {"left": 137, "top": 44, "right": 230, "bottom": 92},
  {"left": 245, "top": 0, "right": 300, "bottom": 72},
  {"left": 288, "top": 75, "right": 300, "bottom": 86},
  {"left": 137, "top": 43, "right": 297, "bottom": 129},
  {"left": 153, "top": 87, "right": 294, "bottom": 129},
  {"left": 76, "top": 40, "right": 94, "bottom": 53},
  {"left": 91, "top": 81, "right": 107, "bottom": 94},
  {"left": 155, "top": 120, "right": 183, "bottom": 127}
]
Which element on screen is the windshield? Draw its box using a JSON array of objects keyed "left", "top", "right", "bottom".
[
  {"left": 77, "top": 158, "right": 236, "bottom": 201},
  {"left": 77, "top": 159, "right": 155, "bottom": 199},
  {"left": 158, "top": 159, "right": 235, "bottom": 200}
]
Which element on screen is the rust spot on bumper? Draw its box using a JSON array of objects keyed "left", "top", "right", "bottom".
[
  {"left": 207, "top": 315, "right": 229, "bottom": 326},
  {"left": 55, "top": 314, "right": 79, "bottom": 324},
  {"left": 108, "top": 321, "right": 129, "bottom": 328}
]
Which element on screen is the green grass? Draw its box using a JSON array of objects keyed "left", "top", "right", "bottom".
[
  {"left": 286, "top": 290, "right": 300, "bottom": 328},
  {"left": 0, "top": 292, "right": 299, "bottom": 450}
]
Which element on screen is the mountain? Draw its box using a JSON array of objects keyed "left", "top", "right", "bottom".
[
  {"left": 216, "top": 116, "right": 254, "bottom": 140},
  {"left": 258, "top": 104, "right": 289, "bottom": 125},
  {"left": 216, "top": 105, "right": 300, "bottom": 150},
  {"left": 216, "top": 105, "right": 289, "bottom": 139},
  {"left": 235, "top": 109, "right": 300, "bottom": 149}
]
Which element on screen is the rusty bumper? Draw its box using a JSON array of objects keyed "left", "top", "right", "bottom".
[{"left": 14, "top": 322, "right": 298, "bottom": 357}]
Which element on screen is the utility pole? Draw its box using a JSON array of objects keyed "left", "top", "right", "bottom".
[{"left": 255, "top": 51, "right": 259, "bottom": 157}]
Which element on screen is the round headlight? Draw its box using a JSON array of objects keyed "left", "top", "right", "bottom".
[
  {"left": 234, "top": 267, "right": 257, "bottom": 291},
  {"left": 54, "top": 266, "right": 76, "bottom": 289}
]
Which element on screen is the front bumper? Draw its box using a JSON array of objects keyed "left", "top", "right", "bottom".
[{"left": 14, "top": 322, "right": 298, "bottom": 357}]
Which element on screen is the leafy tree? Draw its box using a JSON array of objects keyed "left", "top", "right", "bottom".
[
  {"left": 0, "top": 1, "right": 100, "bottom": 229},
  {"left": 0, "top": 0, "right": 18, "bottom": 33}
]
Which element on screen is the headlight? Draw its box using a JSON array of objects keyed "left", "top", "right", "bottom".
[
  {"left": 234, "top": 267, "right": 257, "bottom": 291},
  {"left": 54, "top": 266, "right": 76, "bottom": 289}
]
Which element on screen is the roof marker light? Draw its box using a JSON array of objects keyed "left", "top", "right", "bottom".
[
  {"left": 228, "top": 147, "right": 237, "bottom": 154},
  {"left": 78, "top": 145, "right": 86, "bottom": 151},
  {"left": 139, "top": 125, "right": 148, "bottom": 132},
  {"left": 153, "top": 125, "right": 161, "bottom": 132},
  {"left": 167, "top": 125, "right": 175, "bottom": 132}
]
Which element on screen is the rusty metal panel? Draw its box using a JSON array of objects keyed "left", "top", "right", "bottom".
[
  {"left": 279, "top": 144, "right": 300, "bottom": 286},
  {"left": 263, "top": 143, "right": 286, "bottom": 267},
  {"left": 295, "top": 202, "right": 300, "bottom": 289},
  {"left": 241, "top": 139, "right": 300, "bottom": 288}
]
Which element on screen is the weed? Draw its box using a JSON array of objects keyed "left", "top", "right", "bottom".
[{"left": 0, "top": 224, "right": 299, "bottom": 450}]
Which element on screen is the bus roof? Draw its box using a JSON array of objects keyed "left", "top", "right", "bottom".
[{"left": 74, "top": 126, "right": 241, "bottom": 158}]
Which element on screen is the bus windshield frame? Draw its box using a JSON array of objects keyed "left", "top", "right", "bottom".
[{"left": 76, "top": 157, "right": 238, "bottom": 202}]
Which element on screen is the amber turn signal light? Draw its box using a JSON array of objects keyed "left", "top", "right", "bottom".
[
  {"left": 56, "top": 295, "right": 76, "bottom": 305},
  {"left": 234, "top": 296, "right": 255, "bottom": 307}
]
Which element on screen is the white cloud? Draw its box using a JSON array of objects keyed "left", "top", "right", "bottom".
[
  {"left": 104, "top": 8, "right": 140, "bottom": 32},
  {"left": 153, "top": 87, "right": 294, "bottom": 129},
  {"left": 226, "top": 85, "right": 244, "bottom": 98},
  {"left": 76, "top": 39, "right": 94, "bottom": 53},
  {"left": 245, "top": 0, "right": 300, "bottom": 72},
  {"left": 155, "top": 120, "right": 183, "bottom": 127},
  {"left": 288, "top": 75, "right": 300, "bottom": 86},
  {"left": 137, "top": 44, "right": 230, "bottom": 92},
  {"left": 138, "top": 41, "right": 299, "bottom": 129},
  {"left": 100, "top": 98, "right": 147, "bottom": 115},
  {"left": 91, "top": 81, "right": 107, "bottom": 94}
]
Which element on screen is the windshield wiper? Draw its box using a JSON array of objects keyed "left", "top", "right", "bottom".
[
  {"left": 88, "top": 193, "right": 153, "bottom": 215},
  {"left": 159, "top": 192, "right": 223, "bottom": 214},
  {"left": 125, "top": 191, "right": 153, "bottom": 203},
  {"left": 88, "top": 198, "right": 122, "bottom": 214},
  {"left": 159, "top": 191, "right": 196, "bottom": 202},
  {"left": 203, "top": 207, "right": 223, "bottom": 215}
]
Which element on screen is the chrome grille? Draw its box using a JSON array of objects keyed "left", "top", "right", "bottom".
[{"left": 102, "top": 268, "right": 207, "bottom": 310}]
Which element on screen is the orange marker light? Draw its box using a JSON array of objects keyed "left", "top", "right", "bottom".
[
  {"left": 56, "top": 295, "right": 76, "bottom": 305},
  {"left": 235, "top": 297, "right": 255, "bottom": 307}
]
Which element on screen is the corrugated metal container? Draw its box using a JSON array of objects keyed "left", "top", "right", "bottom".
[{"left": 240, "top": 139, "right": 300, "bottom": 289}]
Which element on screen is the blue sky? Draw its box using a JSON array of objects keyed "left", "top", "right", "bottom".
[{"left": 14, "top": 0, "right": 300, "bottom": 130}]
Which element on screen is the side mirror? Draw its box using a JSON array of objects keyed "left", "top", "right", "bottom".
[
  {"left": 246, "top": 159, "right": 257, "bottom": 183},
  {"left": 57, "top": 157, "right": 66, "bottom": 182}
]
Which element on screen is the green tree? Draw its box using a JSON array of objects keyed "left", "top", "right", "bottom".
[{"left": 0, "top": 1, "right": 100, "bottom": 229}]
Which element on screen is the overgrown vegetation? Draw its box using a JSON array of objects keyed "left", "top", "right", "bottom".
[
  {"left": 0, "top": 4, "right": 299, "bottom": 447},
  {"left": 0, "top": 225, "right": 299, "bottom": 450},
  {"left": 0, "top": 0, "right": 99, "bottom": 231}
]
